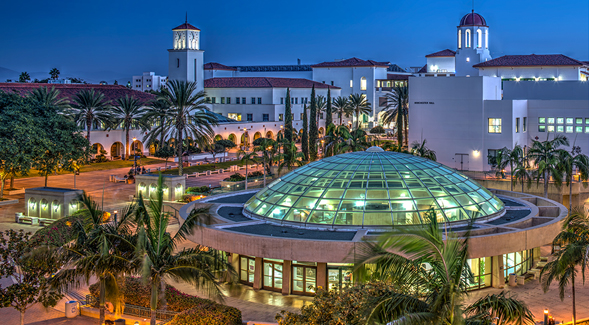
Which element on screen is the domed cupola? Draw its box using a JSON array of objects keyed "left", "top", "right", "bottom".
[{"left": 459, "top": 12, "right": 487, "bottom": 27}]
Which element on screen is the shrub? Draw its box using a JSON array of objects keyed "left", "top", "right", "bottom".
[
  {"left": 168, "top": 303, "right": 242, "bottom": 325},
  {"left": 224, "top": 173, "right": 245, "bottom": 182},
  {"left": 186, "top": 186, "right": 210, "bottom": 194},
  {"left": 89, "top": 277, "right": 152, "bottom": 308},
  {"left": 165, "top": 287, "right": 215, "bottom": 312},
  {"left": 95, "top": 154, "right": 108, "bottom": 163},
  {"left": 370, "top": 125, "right": 385, "bottom": 134},
  {"left": 247, "top": 170, "right": 264, "bottom": 178},
  {"left": 180, "top": 194, "right": 201, "bottom": 203},
  {"left": 31, "top": 214, "right": 87, "bottom": 247}
]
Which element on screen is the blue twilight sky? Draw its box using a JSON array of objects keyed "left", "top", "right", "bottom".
[{"left": 0, "top": 0, "right": 587, "bottom": 83}]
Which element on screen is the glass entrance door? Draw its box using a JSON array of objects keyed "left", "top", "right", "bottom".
[
  {"left": 263, "top": 260, "right": 283, "bottom": 291},
  {"left": 292, "top": 265, "right": 317, "bottom": 295},
  {"left": 327, "top": 266, "right": 353, "bottom": 292},
  {"left": 240, "top": 256, "right": 255, "bottom": 285}
]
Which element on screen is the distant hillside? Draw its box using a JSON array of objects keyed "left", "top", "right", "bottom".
[{"left": 0, "top": 66, "right": 19, "bottom": 81}]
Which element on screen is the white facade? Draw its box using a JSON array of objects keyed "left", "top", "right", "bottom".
[
  {"left": 132, "top": 72, "right": 166, "bottom": 92},
  {"left": 477, "top": 66, "right": 585, "bottom": 81}
]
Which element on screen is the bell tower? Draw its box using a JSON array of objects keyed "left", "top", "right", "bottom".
[
  {"left": 455, "top": 11, "right": 491, "bottom": 76},
  {"left": 168, "top": 19, "right": 204, "bottom": 91}
]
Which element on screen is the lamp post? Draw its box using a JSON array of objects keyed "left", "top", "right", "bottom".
[
  {"left": 113, "top": 210, "right": 118, "bottom": 226},
  {"left": 132, "top": 137, "right": 137, "bottom": 175},
  {"left": 321, "top": 139, "right": 325, "bottom": 157},
  {"left": 544, "top": 308, "right": 548, "bottom": 325}
]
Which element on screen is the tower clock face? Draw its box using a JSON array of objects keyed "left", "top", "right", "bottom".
[{"left": 175, "top": 33, "right": 182, "bottom": 48}]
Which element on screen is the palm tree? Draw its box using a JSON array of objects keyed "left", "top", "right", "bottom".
[
  {"left": 112, "top": 95, "right": 148, "bottom": 159},
  {"left": 528, "top": 134, "right": 569, "bottom": 198},
  {"left": 339, "top": 128, "right": 369, "bottom": 153},
  {"left": 381, "top": 86, "right": 409, "bottom": 147},
  {"left": 135, "top": 177, "right": 230, "bottom": 325},
  {"left": 71, "top": 89, "right": 112, "bottom": 147},
  {"left": 348, "top": 94, "right": 371, "bottom": 130},
  {"left": 18, "top": 71, "right": 30, "bottom": 83},
  {"left": 541, "top": 209, "right": 589, "bottom": 325},
  {"left": 358, "top": 209, "right": 535, "bottom": 325},
  {"left": 143, "top": 96, "right": 173, "bottom": 152},
  {"left": 512, "top": 164, "right": 534, "bottom": 194},
  {"left": 315, "top": 95, "right": 327, "bottom": 126},
  {"left": 237, "top": 150, "right": 260, "bottom": 190},
  {"left": 332, "top": 96, "right": 351, "bottom": 125},
  {"left": 253, "top": 138, "right": 276, "bottom": 186},
  {"left": 53, "top": 192, "right": 137, "bottom": 325},
  {"left": 557, "top": 147, "right": 589, "bottom": 212},
  {"left": 277, "top": 142, "right": 305, "bottom": 176},
  {"left": 323, "top": 124, "right": 351, "bottom": 157},
  {"left": 28, "top": 86, "right": 70, "bottom": 111},
  {"left": 495, "top": 145, "right": 525, "bottom": 192},
  {"left": 158, "top": 80, "right": 218, "bottom": 176},
  {"left": 410, "top": 139, "right": 437, "bottom": 161},
  {"left": 49, "top": 68, "right": 60, "bottom": 80}
]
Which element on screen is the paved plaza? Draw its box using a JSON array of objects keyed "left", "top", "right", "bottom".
[{"left": 0, "top": 159, "right": 587, "bottom": 324}]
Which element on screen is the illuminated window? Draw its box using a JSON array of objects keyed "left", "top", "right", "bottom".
[
  {"left": 228, "top": 113, "right": 242, "bottom": 121},
  {"left": 576, "top": 126, "right": 583, "bottom": 133},
  {"left": 458, "top": 30, "right": 462, "bottom": 48},
  {"left": 360, "top": 77, "right": 367, "bottom": 91},
  {"left": 485, "top": 30, "right": 488, "bottom": 48},
  {"left": 586, "top": 126, "right": 589, "bottom": 133},
  {"left": 557, "top": 118, "right": 564, "bottom": 124},
  {"left": 557, "top": 126, "right": 564, "bottom": 132},
  {"left": 566, "top": 118, "right": 574, "bottom": 124},
  {"left": 515, "top": 118, "right": 520, "bottom": 133},
  {"left": 548, "top": 118, "right": 555, "bottom": 124},
  {"left": 538, "top": 117, "right": 545, "bottom": 124},
  {"left": 377, "top": 81, "right": 381, "bottom": 87},
  {"left": 576, "top": 118, "right": 583, "bottom": 124},
  {"left": 488, "top": 118, "right": 501, "bottom": 133},
  {"left": 279, "top": 114, "right": 284, "bottom": 121},
  {"left": 566, "top": 126, "right": 573, "bottom": 133},
  {"left": 221, "top": 97, "right": 225, "bottom": 104},
  {"left": 586, "top": 118, "right": 589, "bottom": 124},
  {"left": 477, "top": 29, "right": 482, "bottom": 48},
  {"left": 466, "top": 57, "right": 470, "bottom": 62},
  {"left": 538, "top": 125, "right": 546, "bottom": 132},
  {"left": 465, "top": 29, "right": 471, "bottom": 48},
  {"left": 547, "top": 125, "right": 555, "bottom": 132},
  {"left": 523, "top": 117, "right": 527, "bottom": 132},
  {"left": 350, "top": 80, "right": 353, "bottom": 88}
]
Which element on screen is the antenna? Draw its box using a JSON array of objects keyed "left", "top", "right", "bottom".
[{"left": 185, "top": 12, "right": 188, "bottom": 23}]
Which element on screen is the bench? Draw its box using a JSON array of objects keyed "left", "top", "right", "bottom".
[
  {"left": 210, "top": 170, "right": 220, "bottom": 175},
  {"left": 39, "top": 218, "right": 55, "bottom": 226},
  {"left": 222, "top": 168, "right": 232, "bottom": 173},
  {"left": 185, "top": 172, "right": 198, "bottom": 178},
  {"left": 527, "top": 268, "right": 541, "bottom": 280},
  {"left": 113, "top": 176, "right": 126, "bottom": 183},
  {"left": 15, "top": 214, "right": 39, "bottom": 226},
  {"left": 198, "top": 171, "right": 208, "bottom": 177}
]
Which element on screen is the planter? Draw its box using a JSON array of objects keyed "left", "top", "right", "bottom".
[
  {"left": 126, "top": 179, "right": 135, "bottom": 184},
  {"left": 5, "top": 188, "right": 25, "bottom": 195},
  {"left": 0, "top": 199, "right": 19, "bottom": 206}
]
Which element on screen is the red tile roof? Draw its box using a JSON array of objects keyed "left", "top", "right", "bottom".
[
  {"left": 425, "top": 49, "right": 456, "bottom": 57},
  {"left": 0, "top": 83, "right": 156, "bottom": 104},
  {"left": 204, "top": 77, "right": 340, "bottom": 89},
  {"left": 473, "top": 54, "right": 585, "bottom": 68},
  {"left": 387, "top": 74, "right": 410, "bottom": 80},
  {"left": 459, "top": 12, "right": 487, "bottom": 27},
  {"left": 417, "top": 65, "right": 427, "bottom": 73},
  {"left": 311, "top": 57, "right": 390, "bottom": 68},
  {"left": 172, "top": 23, "right": 200, "bottom": 31},
  {"left": 203, "top": 62, "right": 237, "bottom": 71}
]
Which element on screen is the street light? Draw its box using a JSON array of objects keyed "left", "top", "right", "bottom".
[
  {"left": 113, "top": 210, "right": 118, "bottom": 226},
  {"left": 132, "top": 137, "right": 138, "bottom": 175},
  {"left": 544, "top": 308, "right": 548, "bottom": 325}
]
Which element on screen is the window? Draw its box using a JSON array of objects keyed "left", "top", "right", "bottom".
[
  {"left": 331, "top": 81, "right": 334, "bottom": 86},
  {"left": 263, "top": 260, "right": 284, "bottom": 292},
  {"left": 247, "top": 114, "right": 253, "bottom": 122},
  {"left": 538, "top": 117, "right": 545, "bottom": 124},
  {"left": 227, "top": 97, "right": 231, "bottom": 104},
  {"left": 548, "top": 118, "right": 555, "bottom": 124},
  {"left": 557, "top": 126, "right": 564, "bottom": 132},
  {"left": 487, "top": 149, "right": 498, "bottom": 166},
  {"left": 566, "top": 118, "right": 574, "bottom": 124},
  {"left": 458, "top": 30, "right": 462, "bottom": 48},
  {"left": 205, "top": 97, "right": 211, "bottom": 103},
  {"left": 304, "top": 97, "right": 308, "bottom": 104},
  {"left": 292, "top": 263, "right": 317, "bottom": 295},
  {"left": 211, "top": 97, "right": 216, "bottom": 104},
  {"left": 468, "top": 257, "right": 493, "bottom": 289},
  {"left": 221, "top": 97, "right": 225, "bottom": 104},
  {"left": 295, "top": 98, "right": 298, "bottom": 104},
  {"left": 548, "top": 125, "right": 555, "bottom": 132},
  {"left": 236, "top": 97, "right": 241, "bottom": 104},
  {"left": 228, "top": 113, "right": 242, "bottom": 121},
  {"left": 576, "top": 118, "right": 583, "bottom": 124},
  {"left": 242, "top": 97, "right": 246, "bottom": 104},
  {"left": 360, "top": 77, "right": 367, "bottom": 91},
  {"left": 576, "top": 126, "right": 583, "bottom": 133},
  {"left": 466, "top": 57, "right": 470, "bottom": 62},
  {"left": 586, "top": 118, "right": 589, "bottom": 124},
  {"left": 515, "top": 118, "right": 520, "bottom": 133},
  {"left": 300, "top": 113, "right": 304, "bottom": 119},
  {"left": 557, "top": 118, "right": 564, "bottom": 124},
  {"left": 488, "top": 118, "right": 501, "bottom": 133},
  {"left": 523, "top": 117, "right": 527, "bottom": 132},
  {"left": 477, "top": 29, "right": 482, "bottom": 48},
  {"left": 465, "top": 29, "right": 471, "bottom": 48},
  {"left": 350, "top": 80, "right": 353, "bottom": 88},
  {"left": 240, "top": 256, "right": 256, "bottom": 284},
  {"left": 257, "top": 97, "right": 262, "bottom": 104},
  {"left": 586, "top": 126, "right": 589, "bottom": 133},
  {"left": 538, "top": 125, "right": 546, "bottom": 132},
  {"left": 566, "top": 126, "right": 573, "bottom": 133},
  {"left": 322, "top": 81, "right": 325, "bottom": 84},
  {"left": 279, "top": 114, "right": 284, "bottom": 121},
  {"left": 262, "top": 114, "right": 269, "bottom": 121},
  {"left": 485, "top": 30, "right": 488, "bottom": 49},
  {"left": 251, "top": 97, "right": 255, "bottom": 104},
  {"left": 280, "top": 97, "right": 284, "bottom": 104},
  {"left": 291, "top": 98, "right": 294, "bottom": 104},
  {"left": 320, "top": 113, "right": 324, "bottom": 119}
]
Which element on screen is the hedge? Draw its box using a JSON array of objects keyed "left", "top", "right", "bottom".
[
  {"left": 31, "top": 211, "right": 90, "bottom": 247},
  {"left": 168, "top": 303, "right": 242, "bottom": 325}
]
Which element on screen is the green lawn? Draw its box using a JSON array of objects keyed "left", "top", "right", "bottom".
[{"left": 11, "top": 158, "right": 164, "bottom": 179}]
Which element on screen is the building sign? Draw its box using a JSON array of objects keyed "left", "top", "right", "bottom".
[{"left": 414, "top": 102, "right": 435, "bottom": 104}]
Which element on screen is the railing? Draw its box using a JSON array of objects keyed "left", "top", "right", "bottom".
[{"left": 85, "top": 295, "right": 178, "bottom": 321}]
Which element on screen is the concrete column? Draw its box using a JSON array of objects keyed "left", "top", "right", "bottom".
[
  {"left": 282, "top": 260, "right": 292, "bottom": 295},
  {"left": 229, "top": 253, "right": 240, "bottom": 283},
  {"left": 492, "top": 254, "right": 505, "bottom": 288},
  {"left": 316, "top": 263, "right": 327, "bottom": 291},
  {"left": 253, "top": 257, "right": 263, "bottom": 290}
]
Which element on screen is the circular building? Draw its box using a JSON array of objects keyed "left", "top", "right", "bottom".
[{"left": 181, "top": 148, "right": 567, "bottom": 296}]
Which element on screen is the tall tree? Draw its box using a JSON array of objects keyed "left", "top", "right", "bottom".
[
  {"left": 323, "top": 124, "right": 351, "bottom": 157},
  {"left": 111, "top": 95, "right": 148, "bottom": 159},
  {"left": 332, "top": 96, "right": 350, "bottom": 125},
  {"left": 284, "top": 88, "right": 293, "bottom": 144},
  {"left": 495, "top": 145, "right": 525, "bottom": 192},
  {"left": 315, "top": 95, "right": 327, "bottom": 126},
  {"left": 71, "top": 88, "right": 112, "bottom": 147},
  {"left": 28, "top": 86, "right": 71, "bottom": 112},
  {"left": 135, "top": 176, "right": 230, "bottom": 325},
  {"left": 237, "top": 150, "right": 260, "bottom": 190},
  {"left": 309, "top": 86, "right": 318, "bottom": 161},
  {"left": 49, "top": 68, "right": 60, "bottom": 80},
  {"left": 325, "top": 88, "right": 333, "bottom": 126},
  {"left": 348, "top": 93, "right": 371, "bottom": 130},
  {"left": 528, "top": 134, "right": 569, "bottom": 198},
  {"left": 410, "top": 139, "right": 437, "bottom": 161},
  {"left": 277, "top": 142, "right": 306, "bottom": 176},
  {"left": 558, "top": 146, "right": 589, "bottom": 212},
  {"left": 143, "top": 97, "right": 172, "bottom": 151},
  {"left": 0, "top": 230, "right": 64, "bottom": 325},
  {"left": 252, "top": 138, "right": 276, "bottom": 186},
  {"left": 18, "top": 72, "right": 30, "bottom": 83},
  {"left": 382, "top": 86, "right": 409, "bottom": 147},
  {"left": 158, "top": 80, "right": 218, "bottom": 176},
  {"left": 302, "top": 104, "right": 309, "bottom": 161}
]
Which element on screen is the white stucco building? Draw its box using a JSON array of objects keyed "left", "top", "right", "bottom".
[
  {"left": 409, "top": 11, "right": 589, "bottom": 172},
  {"left": 131, "top": 72, "right": 166, "bottom": 92}
]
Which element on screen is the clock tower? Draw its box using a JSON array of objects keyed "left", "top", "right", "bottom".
[{"left": 168, "top": 20, "right": 204, "bottom": 92}]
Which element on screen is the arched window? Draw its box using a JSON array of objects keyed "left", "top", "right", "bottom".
[
  {"left": 465, "top": 29, "right": 471, "bottom": 48},
  {"left": 477, "top": 29, "right": 482, "bottom": 48},
  {"left": 360, "top": 77, "right": 367, "bottom": 91},
  {"left": 458, "top": 30, "right": 462, "bottom": 48},
  {"left": 485, "top": 30, "right": 488, "bottom": 49}
]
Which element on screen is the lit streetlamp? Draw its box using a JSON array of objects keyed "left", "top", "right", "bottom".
[
  {"left": 544, "top": 308, "right": 548, "bottom": 325},
  {"left": 132, "top": 137, "right": 138, "bottom": 175}
]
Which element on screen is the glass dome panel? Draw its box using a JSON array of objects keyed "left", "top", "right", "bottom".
[{"left": 244, "top": 149, "right": 504, "bottom": 227}]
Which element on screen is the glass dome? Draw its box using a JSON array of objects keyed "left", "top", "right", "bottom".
[{"left": 244, "top": 148, "right": 504, "bottom": 227}]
